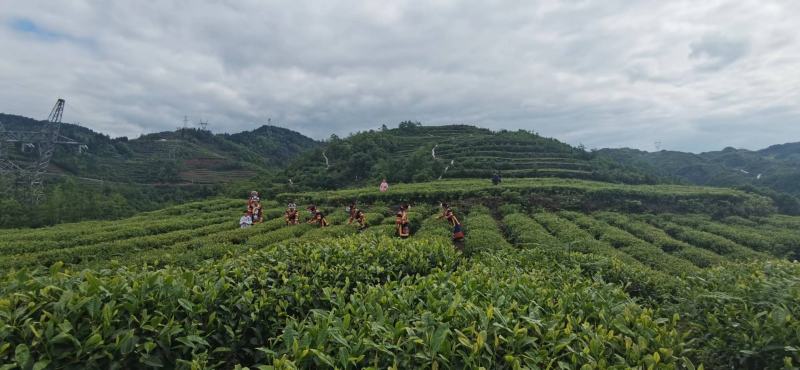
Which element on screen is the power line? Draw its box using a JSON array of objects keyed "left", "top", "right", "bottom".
[{"left": 0, "top": 99, "right": 85, "bottom": 203}]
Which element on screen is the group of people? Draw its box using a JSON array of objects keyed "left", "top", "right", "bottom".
[
  {"left": 392, "top": 202, "right": 466, "bottom": 245},
  {"left": 282, "top": 202, "right": 331, "bottom": 228},
  {"left": 384, "top": 201, "right": 465, "bottom": 248},
  {"left": 237, "top": 189, "right": 466, "bottom": 251},
  {"left": 239, "top": 191, "right": 265, "bottom": 228}
]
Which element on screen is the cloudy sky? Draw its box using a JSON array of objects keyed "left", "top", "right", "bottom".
[{"left": 1, "top": 1, "right": 798, "bottom": 152}]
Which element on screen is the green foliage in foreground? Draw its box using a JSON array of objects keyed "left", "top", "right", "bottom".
[
  {"left": 480, "top": 247, "right": 800, "bottom": 370},
  {"left": 0, "top": 235, "right": 458, "bottom": 369},
  {"left": 2, "top": 195, "right": 800, "bottom": 369},
  {"left": 1, "top": 234, "right": 798, "bottom": 369}
]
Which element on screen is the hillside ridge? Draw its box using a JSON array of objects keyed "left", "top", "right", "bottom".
[
  {"left": 597, "top": 145, "right": 800, "bottom": 200},
  {"left": 5, "top": 112, "right": 800, "bottom": 227},
  {"left": 0, "top": 112, "right": 320, "bottom": 185}
]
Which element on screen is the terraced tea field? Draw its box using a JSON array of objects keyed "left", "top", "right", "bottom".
[
  {"left": 1, "top": 179, "right": 799, "bottom": 369},
  {"left": 387, "top": 126, "right": 597, "bottom": 180}
]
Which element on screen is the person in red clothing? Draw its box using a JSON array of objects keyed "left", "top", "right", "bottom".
[
  {"left": 346, "top": 202, "right": 358, "bottom": 222},
  {"left": 395, "top": 204, "right": 410, "bottom": 238},
  {"left": 307, "top": 205, "right": 329, "bottom": 227},
  {"left": 248, "top": 191, "right": 260, "bottom": 208},
  {"left": 438, "top": 204, "right": 465, "bottom": 251},
  {"left": 285, "top": 202, "right": 299, "bottom": 225},
  {"left": 439, "top": 202, "right": 450, "bottom": 218},
  {"left": 346, "top": 202, "right": 368, "bottom": 230},
  {"left": 252, "top": 203, "right": 263, "bottom": 224},
  {"left": 438, "top": 206, "right": 460, "bottom": 227},
  {"left": 246, "top": 191, "right": 262, "bottom": 218}
]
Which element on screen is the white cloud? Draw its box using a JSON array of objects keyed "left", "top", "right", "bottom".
[{"left": 0, "top": 0, "right": 798, "bottom": 152}]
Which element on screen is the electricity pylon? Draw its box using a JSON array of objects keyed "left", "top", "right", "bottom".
[{"left": 0, "top": 99, "right": 85, "bottom": 202}]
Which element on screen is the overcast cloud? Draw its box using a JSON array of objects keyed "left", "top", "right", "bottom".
[{"left": 1, "top": 0, "right": 798, "bottom": 152}]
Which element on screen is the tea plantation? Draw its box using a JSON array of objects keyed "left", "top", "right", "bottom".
[{"left": 1, "top": 179, "right": 799, "bottom": 369}]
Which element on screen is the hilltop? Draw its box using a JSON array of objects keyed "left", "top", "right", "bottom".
[{"left": 284, "top": 122, "right": 659, "bottom": 190}]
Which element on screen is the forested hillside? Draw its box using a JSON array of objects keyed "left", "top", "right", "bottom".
[
  {"left": 285, "top": 122, "right": 661, "bottom": 190},
  {"left": 5, "top": 115, "right": 800, "bottom": 228},
  {"left": 0, "top": 113, "right": 319, "bottom": 184},
  {"left": 0, "top": 113, "right": 318, "bottom": 227},
  {"left": 597, "top": 145, "right": 800, "bottom": 211}
]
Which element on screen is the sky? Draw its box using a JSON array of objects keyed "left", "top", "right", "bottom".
[{"left": 0, "top": 1, "right": 798, "bottom": 153}]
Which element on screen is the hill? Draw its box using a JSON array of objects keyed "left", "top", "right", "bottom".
[
  {"left": 597, "top": 144, "right": 800, "bottom": 198},
  {"left": 5, "top": 115, "right": 800, "bottom": 228},
  {"left": 0, "top": 113, "right": 319, "bottom": 185},
  {"left": 1, "top": 179, "right": 798, "bottom": 368},
  {"left": 284, "top": 122, "right": 660, "bottom": 190},
  {"left": 0, "top": 113, "right": 319, "bottom": 227}
]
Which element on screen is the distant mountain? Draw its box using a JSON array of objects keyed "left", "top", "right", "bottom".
[
  {"left": 6, "top": 112, "right": 798, "bottom": 196},
  {"left": 283, "top": 121, "right": 660, "bottom": 190},
  {"left": 227, "top": 125, "right": 319, "bottom": 168},
  {"left": 759, "top": 142, "right": 800, "bottom": 161},
  {"left": 596, "top": 145, "right": 800, "bottom": 198},
  {"left": 0, "top": 113, "right": 320, "bottom": 185}
]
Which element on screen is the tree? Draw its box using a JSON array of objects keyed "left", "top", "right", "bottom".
[
  {"left": 398, "top": 121, "right": 422, "bottom": 131},
  {"left": 0, "top": 198, "right": 25, "bottom": 227}
]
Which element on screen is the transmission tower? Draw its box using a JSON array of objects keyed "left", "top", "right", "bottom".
[
  {"left": 0, "top": 99, "right": 84, "bottom": 202},
  {"left": 198, "top": 119, "right": 209, "bottom": 131},
  {"left": 176, "top": 115, "right": 190, "bottom": 138}
]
